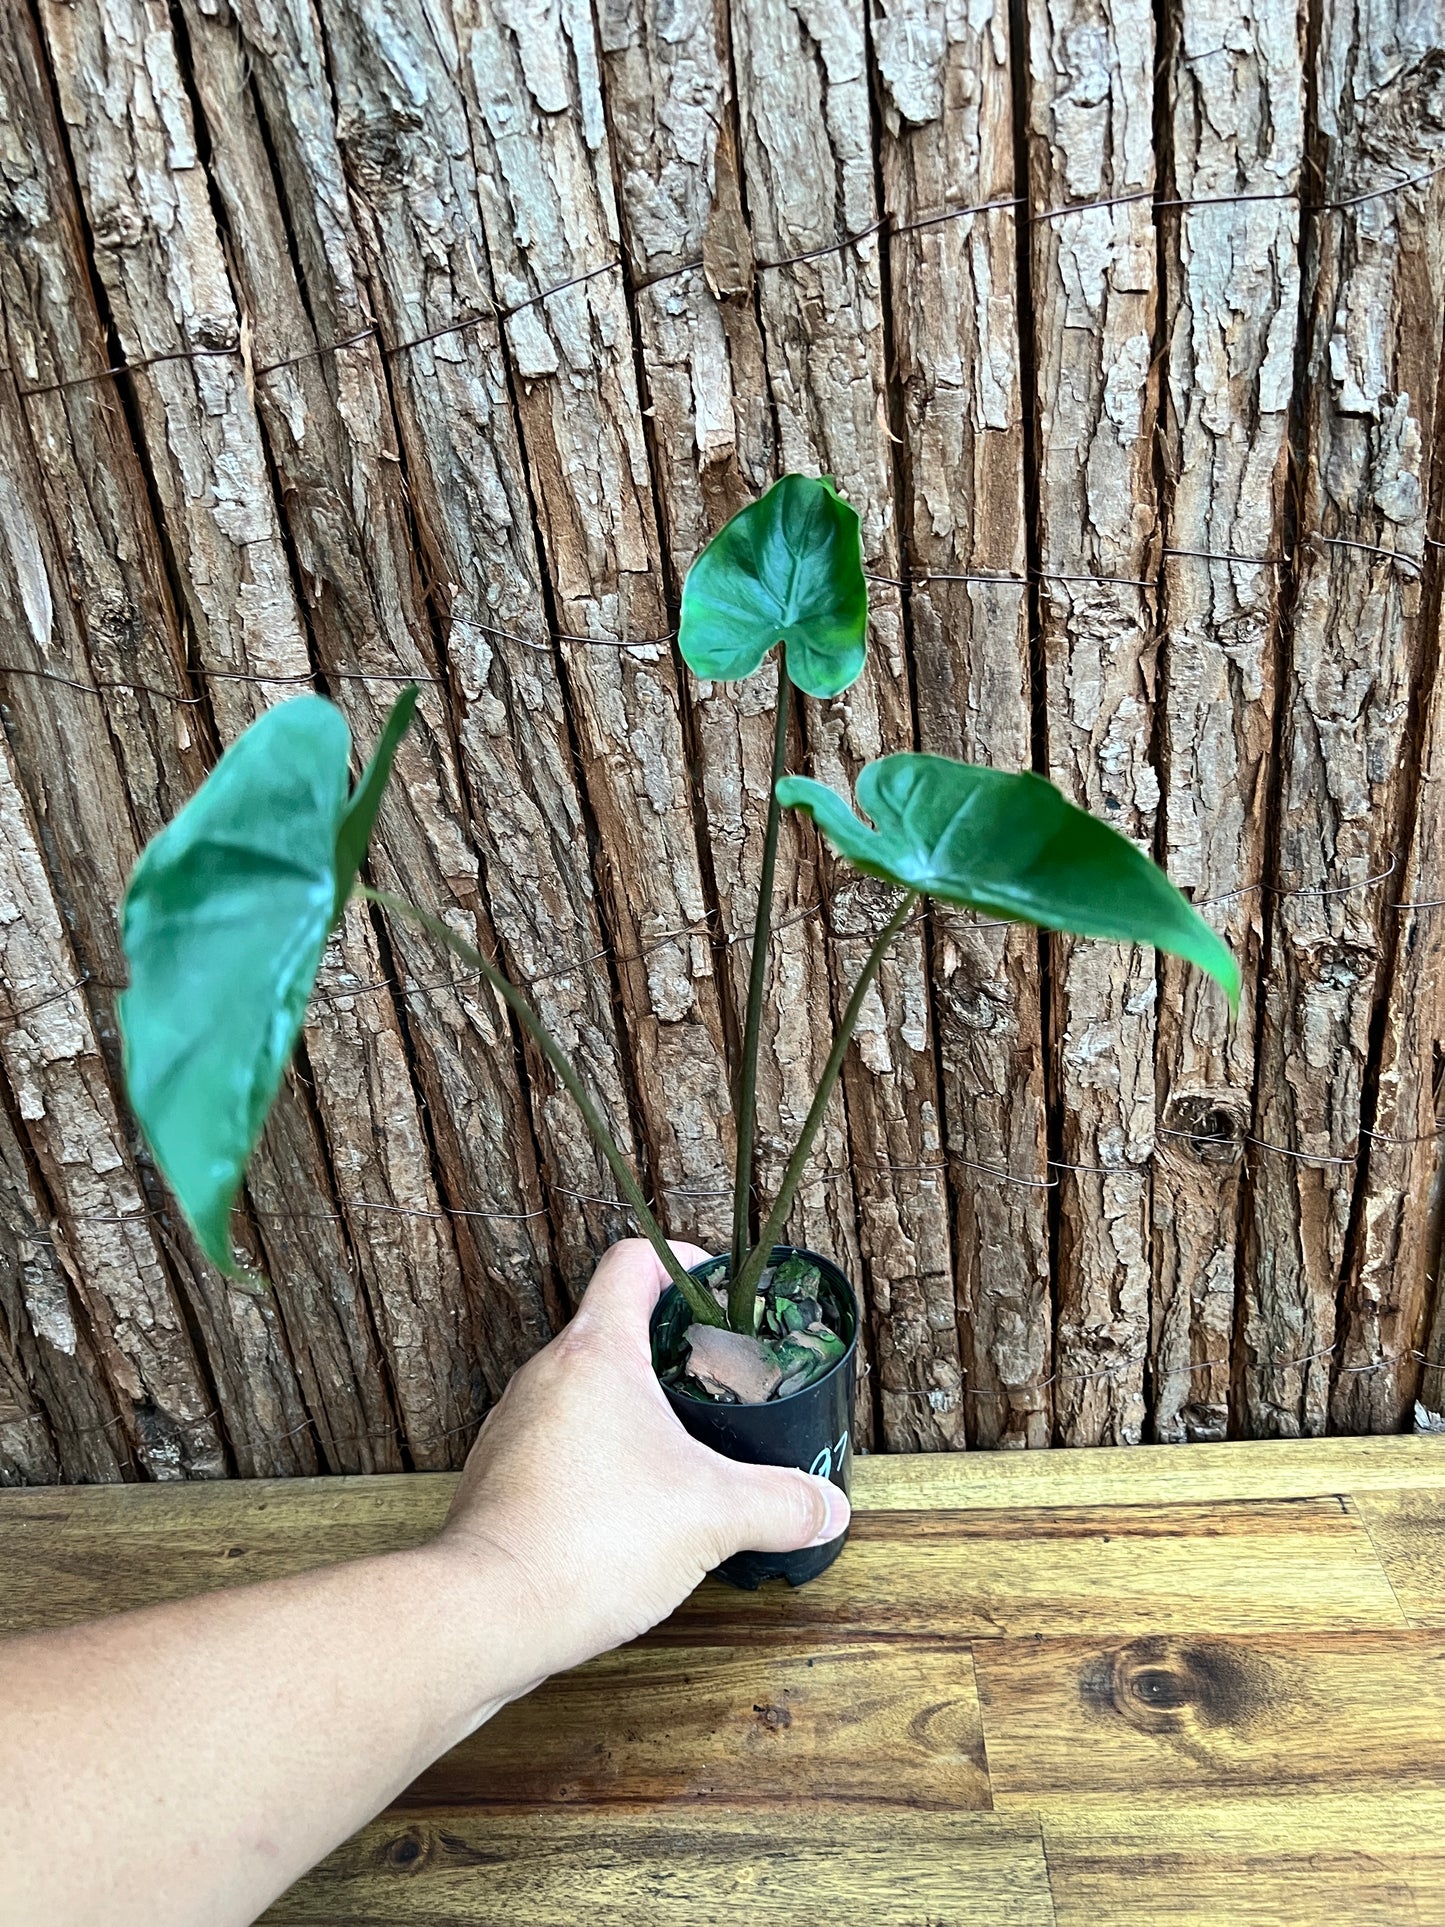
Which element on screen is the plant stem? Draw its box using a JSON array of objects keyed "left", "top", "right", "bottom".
[
  {"left": 361, "top": 887, "right": 725, "bottom": 1328},
  {"left": 730, "top": 888, "right": 919, "bottom": 1312},
  {"left": 730, "top": 681, "right": 791, "bottom": 1303}
]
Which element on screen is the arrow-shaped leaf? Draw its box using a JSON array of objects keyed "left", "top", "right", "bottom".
[
  {"left": 779, "top": 754, "right": 1239, "bottom": 1006},
  {"left": 120, "top": 690, "right": 418, "bottom": 1272},
  {"left": 677, "top": 473, "right": 868, "bottom": 698}
]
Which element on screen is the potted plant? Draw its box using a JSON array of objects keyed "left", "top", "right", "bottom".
[{"left": 118, "top": 474, "right": 1237, "bottom": 1587}]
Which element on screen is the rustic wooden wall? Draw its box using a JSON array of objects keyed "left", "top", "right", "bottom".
[{"left": 0, "top": 0, "right": 1441, "bottom": 1480}]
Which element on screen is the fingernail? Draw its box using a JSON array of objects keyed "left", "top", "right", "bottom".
[{"left": 809, "top": 1484, "right": 850, "bottom": 1547}]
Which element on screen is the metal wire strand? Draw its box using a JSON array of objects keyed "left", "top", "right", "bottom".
[{"left": 7, "top": 153, "right": 1440, "bottom": 408}]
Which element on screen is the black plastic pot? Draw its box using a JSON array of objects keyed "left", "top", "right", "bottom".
[{"left": 650, "top": 1245, "right": 859, "bottom": 1589}]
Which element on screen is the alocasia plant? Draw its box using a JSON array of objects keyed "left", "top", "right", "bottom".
[
  {"left": 119, "top": 473, "right": 1238, "bottom": 1365},
  {"left": 120, "top": 688, "right": 417, "bottom": 1272}
]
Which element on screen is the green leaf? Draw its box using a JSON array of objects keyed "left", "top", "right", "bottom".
[
  {"left": 677, "top": 473, "right": 868, "bottom": 698},
  {"left": 119, "top": 691, "right": 418, "bottom": 1272},
  {"left": 334, "top": 683, "right": 418, "bottom": 921},
  {"left": 779, "top": 753, "right": 1240, "bottom": 1008},
  {"left": 771, "top": 1254, "right": 819, "bottom": 1294}
]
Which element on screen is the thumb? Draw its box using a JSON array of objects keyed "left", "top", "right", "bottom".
[{"left": 713, "top": 1462, "right": 851, "bottom": 1558}]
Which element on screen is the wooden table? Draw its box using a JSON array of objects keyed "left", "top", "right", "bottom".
[{"left": 4, "top": 1436, "right": 1444, "bottom": 1923}]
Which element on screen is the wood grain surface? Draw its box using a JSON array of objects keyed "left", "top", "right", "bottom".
[{"left": 3, "top": 1437, "right": 1441, "bottom": 1922}]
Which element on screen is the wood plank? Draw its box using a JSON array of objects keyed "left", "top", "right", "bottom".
[
  {"left": 666, "top": 1499, "right": 1402, "bottom": 1640},
  {"left": 851, "top": 1434, "right": 1445, "bottom": 1509},
  {"left": 403, "top": 1640, "right": 987, "bottom": 1810},
  {"left": 2, "top": 1444, "right": 1435, "bottom": 1638},
  {"left": 1355, "top": 1488, "right": 1445, "bottom": 1625},
  {"left": 973, "top": 1628, "right": 1445, "bottom": 1800},
  {"left": 0, "top": 1483, "right": 1400, "bottom": 1641},
  {"left": 3, "top": 1435, "right": 1440, "bottom": 1529},
  {"left": 1, "top": 1436, "right": 1439, "bottom": 1558},
  {"left": 1040, "top": 1792, "right": 1445, "bottom": 1927},
  {"left": 0, "top": 1479, "right": 450, "bottom": 1636},
  {"left": 260, "top": 1806, "right": 1055, "bottom": 1926}
]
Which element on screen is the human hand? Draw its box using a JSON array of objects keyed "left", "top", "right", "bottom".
[
  {"left": 430, "top": 1239, "right": 849, "bottom": 1689},
  {"left": 0, "top": 1240, "right": 847, "bottom": 1927}
]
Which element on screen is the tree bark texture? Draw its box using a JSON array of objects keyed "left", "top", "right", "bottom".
[
  {"left": 1022, "top": 0, "right": 1163, "bottom": 1445},
  {"left": 597, "top": 0, "right": 866, "bottom": 1312},
  {"left": 875, "top": 0, "right": 1051, "bottom": 1449},
  {"left": 0, "top": 0, "right": 1441, "bottom": 1480},
  {"left": 1243, "top": 0, "right": 1445, "bottom": 1437},
  {"left": 1150, "top": 0, "right": 1305, "bottom": 1442},
  {"left": 725, "top": 0, "right": 963, "bottom": 1452}
]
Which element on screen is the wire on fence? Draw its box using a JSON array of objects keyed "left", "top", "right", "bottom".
[
  {"left": 25, "top": 1091, "right": 1444, "bottom": 1247},
  {"left": 954, "top": 1334, "right": 1445, "bottom": 1401},
  {"left": 5, "top": 155, "right": 1442, "bottom": 410},
  {"left": 2, "top": 478, "right": 1421, "bottom": 697},
  {"left": 2, "top": 846, "right": 1414, "bottom": 1056},
  {"left": 4, "top": 133, "right": 1444, "bottom": 1469},
  {"left": 0, "top": 490, "right": 1424, "bottom": 703},
  {"left": 19, "top": 1324, "right": 1439, "bottom": 1459}
]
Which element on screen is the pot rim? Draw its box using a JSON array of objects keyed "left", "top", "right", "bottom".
[{"left": 652, "top": 1243, "right": 860, "bottom": 1409}]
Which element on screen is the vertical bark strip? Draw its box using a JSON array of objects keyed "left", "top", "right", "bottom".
[
  {"left": 874, "top": 0, "right": 1052, "bottom": 1447},
  {"left": 0, "top": 732, "right": 225, "bottom": 1477},
  {"left": 1023, "top": 0, "right": 1160, "bottom": 1444},
  {"left": 0, "top": 1090, "right": 132, "bottom": 1485},
  {"left": 0, "top": 13, "right": 403, "bottom": 1475},
  {"left": 1151, "top": 0, "right": 1305, "bottom": 1442},
  {"left": 0, "top": 12, "right": 406, "bottom": 1475},
  {"left": 1338, "top": 584, "right": 1445, "bottom": 1432},
  {"left": 434, "top": 0, "right": 736, "bottom": 1249},
  {"left": 35, "top": 0, "right": 561, "bottom": 1463},
  {"left": 1332, "top": 384, "right": 1445, "bottom": 1431},
  {"left": 1245, "top": 0, "right": 1445, "bottom": 1436},
  {"left": 596, "top": 0, "right": 867, "bottom": 1284},
  {"left": 0, "top": 375, "right": 325, "bottom": 1479},
  {"left": 183, "top": 0, "right": 639, "bottom": 1305},
  {"left": 1413, "top": 1081, "right": 1445, "bottom": 1430},
  {"left": 728, "top": 0, "right": 963, "bottom": 1450}
]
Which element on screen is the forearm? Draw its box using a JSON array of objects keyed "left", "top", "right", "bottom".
[
  {"left": 0, "top": 1539, "right": 533, "bottom": 1927},
  {"left": 0, "top": 1241, "right": 838, "bottom": 1926}
]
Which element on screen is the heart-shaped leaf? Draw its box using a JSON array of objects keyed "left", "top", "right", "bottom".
[
  {"left": 120, "top": 690, "right": 418, "bottom": 1272},
  {"left": 677, "top": 473, "right": 868, "bottom": 697},
  {"left": 779, "top": 753, "right": 1239, "bottom": 1007}
]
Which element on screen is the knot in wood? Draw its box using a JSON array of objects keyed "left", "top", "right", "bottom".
[
  {"left": 1162, "top": 1092, "right": 1248, "bottom": 1167},
  {"left": 336, "top": 109, "right": 422, "bottom": 197},
  {"left": 385, "top": 1828, "right": 427, "bottom": 1871},
  {"left": 752, "top": 1701, "right": 793, "bottom": 1733},
  {"left": 1081, "top": 1636, "right": 1269, "bottom": 1738}
]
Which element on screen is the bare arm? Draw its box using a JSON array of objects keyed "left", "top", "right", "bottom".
[{"left": 0, "top": 1241, "right": 846, "bottom": 1927}]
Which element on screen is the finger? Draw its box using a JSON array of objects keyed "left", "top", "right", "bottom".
[
  {"left": 576, "top": 1237, "right": 713, "bottom": 1339},
  {"left": 711, "top": 1463, "right": 850, "bottom": 1557}
]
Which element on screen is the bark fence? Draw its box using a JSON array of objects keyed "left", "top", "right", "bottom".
[{"left": 0, "top": 0, "right": 1442, "bottom": 1480}]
